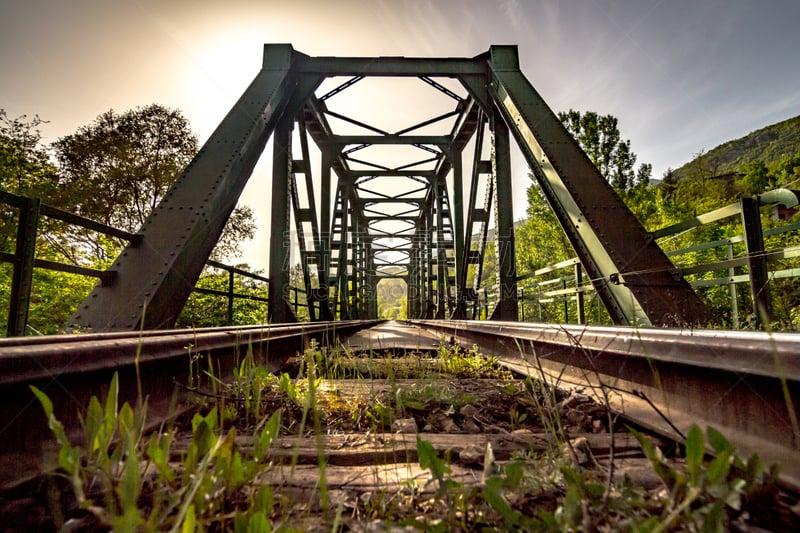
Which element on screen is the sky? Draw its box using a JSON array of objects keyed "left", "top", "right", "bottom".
[{"left": 2, "top": 0, "right": 799, "bottom": 270}]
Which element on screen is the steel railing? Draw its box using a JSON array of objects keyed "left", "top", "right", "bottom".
[
  {"left": 0, "top": 190, "right": 280, "bottom": 336},
  {"left": 512, "top": 188, "right": 800, "bottom": 327}
]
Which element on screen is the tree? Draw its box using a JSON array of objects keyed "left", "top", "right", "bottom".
[
  {"left": 51, "top": 105, "right": 255, "bottom": 263},
  {"left": 376, "top": 277, "right": 407, "bottom": 319},
  {"left": 1, "top": 106, "right": 259, "bottom": 334},
  {"left": 558, "top": 109, "right": 652, "bottom": 195},
  {"left": 515, "top": 181, "right": 572, "bottom": 274},
  {"left": 0, "top": 110, "right": 57, "bottom": 196},
  {"left": 52, "top": 105, "right": 197, "bottom": 231},
  {"left": 516, "top": 110, "right": 654, "bottom": 323},
  {"left": 684, "top": 149, "right": 721, "bottom": 181},
  {"left": 739, "top": 160, "right": 775, "bottom": 195},
  {"left": 0, "top": 110, "right": 59, "bottom": 249},
  {"left": 177, "top": 264, "right": 269, "bottom": 328},
  {"left": 775, "top": 151, "right": 800, "bottom": 185}
]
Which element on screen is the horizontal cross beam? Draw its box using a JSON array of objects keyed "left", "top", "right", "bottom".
[{"left": 295, "top": 55, "right": 486, "bottom": 77}]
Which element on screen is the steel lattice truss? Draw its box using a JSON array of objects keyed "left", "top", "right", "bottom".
[
  {"left": 297, "top": 72, "right": 489, "bottom": 321},
  {"left": 69, "top": 45, "right": 711, "bottom": 331}
]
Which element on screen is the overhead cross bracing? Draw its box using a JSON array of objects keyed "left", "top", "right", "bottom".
[
  {"left": 68, "top": 45, "right": 712, "bottom": 331},
  {"left": 298, "top": 76, "right": 470, "bottom": 322}
]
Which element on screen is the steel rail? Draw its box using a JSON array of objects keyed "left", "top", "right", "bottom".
[
  {"left": 0, "top": 321, "right": 313, "bottom": 349},
  {"left": 0, "top": 320, "right": 382, "bottom": 488},
  {"left": 407, "top": 319, "right": 800, "bottom": 490}
]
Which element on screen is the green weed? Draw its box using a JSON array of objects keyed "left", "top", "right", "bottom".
[
  {"left": 404, "top": 424, "right": 782, "bottom": 532},
  {"left": 629, "top": 424, "right": 780, "bottom": 532},
  {"left": 30, "top": 372, "right": 283, "bottom": 531}
]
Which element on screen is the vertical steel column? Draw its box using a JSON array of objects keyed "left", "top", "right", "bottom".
[
  {"left": 227, "top": 267, "right": 235, "bottom": 325},
  {"left": 409, "top": 220, "right": 423, "bottom": 317},
  {"left": 458, "top": 112, "right": 488, "bottom": 319},
  {"left": 574, "top": 263, "right": 585, "bottom": 325},
  {"left": 288, "top": 150, "right": 316, "bottom": 321},
  {"left": 293, "top": 118, "right": 328, "bottom": 321},
  {"left": 740, "top": 197, "right": 772, "bottom": 324},
  {"left": 365, "top": 239, "right": 377, "bottom": 318},
  {"left": 349, "top": 202, "right": 361, "bottom": 318},
  {"left": 7, "top": 196, "right": 40, "bottom": 337},
  {"left": 727, "top": 240, "right": 740, "bottom": 328},
  {"left": 407, "top": 226, "right": 416, "bottom": 318},
  {"left": 451, "top": 149, "right": 466, "bottom": 317},
  {"left": 439, "top": 183, "right": 457, "bottom": 316},
  {"left": 424, "top": 204, "right": 435, "bottom": 317},
  {"left": 318, "top": 150, "right": 334, "bottom": 319},
  {"left": 435, "top": 178, "right": 447, "bottom": 318},
  {"left": 352, "top": 229, "right": 361, "bottom": 318},
  {"left": 268, "top": 114, "right": 294, "bottom": 323},
  {"left": 489, "top": 113, "right": 518, "bottom": 321},
  {"left": 474, "top": 163, "right": 494, "bottom": 319},
  {"left": 417, "top": 209, "right": 428, "bottom": 318},
  {"left": 337, "top": 184, "right": 351, "bottom": 319}
]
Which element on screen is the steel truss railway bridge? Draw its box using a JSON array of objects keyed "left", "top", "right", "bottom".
[
  {"left": 64, "top": 44, "right": 712, "bottom": 332},
  {"left": 1, "top": 46, "right": 798, "bottom": 493}
]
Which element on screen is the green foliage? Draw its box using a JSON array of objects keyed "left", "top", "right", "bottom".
[
  {"left": 0, "top": 111, "right": 56, "bottom": 195},
  {"left": 49, "top": 104, "right": 255, "bottom": 264},
  {"left": 52, "top": 105, "right": 198, "bottom": 233},
  {"left": 516, "top": 183, "right": 572, "bottom": 274},
  {"left": 0, "top": 264, "right": 98, "bottom": 335},
  {"left": 0, "top": 110, "right": 59, "bottom": 249},
  {"left": 654, "top": 149, "right": 800, "bottom": 327},
  {"left": 229, "top": 346, "right": 275, "bottom": 424},
  {"left": 177, "top": 264, "right": 268, "bottom": 328},
  {"left": 30, "top": 372, "right": 284, "bottom": 530},
  {"left": 629, "top": 424, "right": 780, "bottom": 532},
  {"left": 286, "top": 263, "right": 312, "bottom": 321},
  {"left": 377, "top": 276, "right": 407, "bottom": 319},
  {"left": 517, "top": 107, "right": 800, "bottom": 328},
  {"left": 416, "top": 436, "right": 456, "bottom": 496},
  {"left": 28, "top": 350, "right": 785, "bottom": 530},
  {"left": 411, "top": 423, "right": 780, "bottom": 532},
  {"left": 513, "top": 109, "right": 654, "bottom": 324},
  {"left": 437, "top": 342, "right": 510, "bottom": 379},
  {"left": 558, "top": 109, "right": 652, "bottom": 195},
  {"left": 673, "top": 114, "right": 800, "bottom": 180},
  {"left": 0, "top": 113, "right": 95, "bottom": 334},
  {"left": 0, "top": 105, "right": 263, "bottom": 335}
]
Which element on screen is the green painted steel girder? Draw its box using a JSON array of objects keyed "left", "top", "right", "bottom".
[
  {"left": 69, "top": 44, "right": 301, "bottom": 330},
  {"left": 295, "top": 55, "right": 486, "bottom": 77},
  {"left": 486, "top": 45, "right": 711, "bottom": 326},
  {"left": 324, "top": 135, "right": 451, "bottom": 146}
]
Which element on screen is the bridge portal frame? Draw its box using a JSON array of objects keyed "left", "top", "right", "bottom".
[{"left": 69, "top": 45, "right": 711, "bottom": 331}]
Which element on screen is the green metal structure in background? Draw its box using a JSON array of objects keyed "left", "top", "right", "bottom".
[{"left": 68, "top": 45, "right": 711, "bottom": 331}]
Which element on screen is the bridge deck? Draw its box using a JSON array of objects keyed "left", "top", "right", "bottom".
[{"left": 342, "top": 320, "right": 445, "bottom": 352}]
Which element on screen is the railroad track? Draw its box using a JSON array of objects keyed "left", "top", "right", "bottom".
[
  {"left": 408, "top": 320, "right": 800, "bottom": 490},
  {"left": 0, "top": 320, "right": 797, "bottom": 530},
  {"left": 0, "top": 320, "right": 380, "bottom": 486}
]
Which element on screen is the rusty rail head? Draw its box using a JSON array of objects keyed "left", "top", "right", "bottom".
[
  {"left": 0, "top": 320, "right": 382, "bottom": 489},
  {"left": 407, "top": 319, "right": 800, "bottom": 491}
]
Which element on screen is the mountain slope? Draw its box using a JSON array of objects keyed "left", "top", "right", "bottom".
[{"left": 674, "top": 115, "right": 800, "bottom": 178}]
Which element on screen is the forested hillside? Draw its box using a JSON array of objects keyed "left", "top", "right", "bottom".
[{"left": 673, "top": 115, "right": 800, "bottom": 179}]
